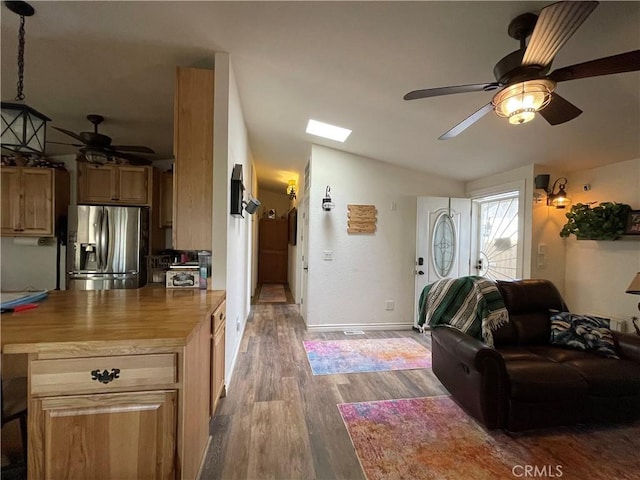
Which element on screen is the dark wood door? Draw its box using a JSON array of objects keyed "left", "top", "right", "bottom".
[{"left": 258, "top": 218, "right": 288, "bottom": 283}]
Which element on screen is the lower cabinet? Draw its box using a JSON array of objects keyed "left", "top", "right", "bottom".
[
  {"left": 30, "top": 390, "right": 176, "bottom": 480},
  {"left": 211, "top": 301, "right": 226, "bottom": 417}
]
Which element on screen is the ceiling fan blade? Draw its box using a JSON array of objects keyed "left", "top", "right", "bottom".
[
  {"left": 438, "top": 102, "right": 494, "bottom": 140},
  {"left": 46, "top": 140, "right": 84, "bottom": 147},
  {"left": 110, "top": 145, "right": 155, "bottom": 154},
  {"left": 549, "top": 50, "right": 640, "bottom": 82},
  {"left": 538, "top": 92, "right": 582, "bottom": 125},
  {"left": 404, "top": 82, "right": 501, "bottom": 100},
  {"left": 522, "top": 1, "right": 598, "bottom": 68},
  {"left": 51, "top": 126, "right": 88, "bottom": 144}
]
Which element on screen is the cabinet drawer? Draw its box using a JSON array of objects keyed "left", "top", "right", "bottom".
[
  {"left": 31, "top": 354, "right": 177, "bottom": 397},
  {"left": 212, "top": 300, "right": 226, "bottom": 333}
]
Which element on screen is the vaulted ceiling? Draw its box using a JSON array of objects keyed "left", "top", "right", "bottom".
[{"left": 2, "top": 1, "right": 638, "bottom": 193}]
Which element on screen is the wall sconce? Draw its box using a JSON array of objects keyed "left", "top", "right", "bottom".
[
  {"left": 1, "top": 1, "right": 50, "bottom": 154},
  {"left": 286, "top": 180, "right": 297, "bottom": 200},
  {"left": 534, "top": 174, "right": 571, "bottom": 209},
  {"left": 322, "top": 185, "right": 335, "bottom": 211}
]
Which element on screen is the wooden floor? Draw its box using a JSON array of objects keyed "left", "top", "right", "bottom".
[{"left": 200, "top": 303, "right": 446, "bottom": 480}]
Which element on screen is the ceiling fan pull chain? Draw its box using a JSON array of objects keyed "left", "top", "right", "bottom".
[{"left": 16, "top": 13, "right": 26, "bottom": 101}]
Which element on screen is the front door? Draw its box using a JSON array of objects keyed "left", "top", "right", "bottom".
[{"left": 414, "top": 197, "right": 471, "bottom": 323}]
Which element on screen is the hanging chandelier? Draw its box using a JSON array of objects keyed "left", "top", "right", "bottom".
[{"left": 1, "top": 1, "right": 50, "bottom": 154}]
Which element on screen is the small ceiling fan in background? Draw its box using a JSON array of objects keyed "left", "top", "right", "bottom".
[
  {"left": 49, "top": 114, "right": 155, "bottom": 165},
  {"left": 404, "top": 1, "right": 640, "bottom": 140}
]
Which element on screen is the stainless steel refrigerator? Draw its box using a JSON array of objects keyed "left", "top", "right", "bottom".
[{"left": 66, "top": 205, "right": 149, "bottom": 290}]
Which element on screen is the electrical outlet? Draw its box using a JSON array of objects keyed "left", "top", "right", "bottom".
[{"left": 385, "top": 300, "right": 395, "bottom": 311}]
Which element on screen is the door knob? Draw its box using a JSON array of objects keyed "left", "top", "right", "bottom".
[{"left": 417, "top": 270, "right": 425, "bottom": 275}]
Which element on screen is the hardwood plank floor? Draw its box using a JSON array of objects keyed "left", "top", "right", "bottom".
[{"left": 200, "top": 304, "right": 446, "bottom": 479}]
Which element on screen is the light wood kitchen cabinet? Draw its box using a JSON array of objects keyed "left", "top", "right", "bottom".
[
  {"left": 78, "top": 162, "right": 152, "bottom": 205},
  {"left": 173, "top": 66, "right": 214, "bottom": 250},
  {"left": 160, "top": 171, "right": 173, "bottom": 228},
  {"left": 211, "top": 300, "right": 226, "bottom": 417},
  {"left": 30, "top": 390, "right": 177, "bottom": 480},
  {"left": 3, "top": 289, "right": 227, "bottom": 480},
  {"left": 0, "top": 167, "right": 69, "bottom": 237}
]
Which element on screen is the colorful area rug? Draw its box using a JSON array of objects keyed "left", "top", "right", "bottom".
[
  {"left": 258, "top": 283, "right": 287, "bottom": 303},
  {"left": 303, "top": 338, "right": 431, "bottom": 375},
  {"left": 338, "top": 395, "right": 640, "bottom": 480}
]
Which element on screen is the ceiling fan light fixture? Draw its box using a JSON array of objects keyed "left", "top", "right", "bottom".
[
  {"left": 493, "top": 79, "right": 556, "bottom": 125},
  {"left": 82, "top": 148, "right": 109, "bottom": 165}
]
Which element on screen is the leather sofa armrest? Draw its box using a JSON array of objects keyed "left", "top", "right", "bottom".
[
  {"left": 430, "top": 325, "right": 508, "bottom": 429},
  {"left": 613, "top": 331, "right": 640, "bottom": 363},
  {"left": 431, "top": 325, "right": 504, "bottom": 372}
]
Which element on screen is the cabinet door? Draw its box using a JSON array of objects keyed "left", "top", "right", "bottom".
[
  {"left": 20, "top": 168, "right": 53, "bottom": 235},
  {"left": 173, "top": 67, "right": 214, "bottom": 250},
  {"left": 212, "top": 324, "right": 226, "bottom": 413},
  {"left": 211, "top": 301, "right": 226, "bottom": 416},
  {"left": 30, "top": 390, "right": 176, "bottom": 480},
  {"left": 118, "top": 166, "right": 151, "bottom": 205},
  {"left": 0, "top": 167, "right": 22, "bottom": 234},
  {"left": 78, "top": 163, "right": 118, "bottom": 203}
]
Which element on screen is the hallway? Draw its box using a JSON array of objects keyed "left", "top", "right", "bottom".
[{"left": 200, "top": 303, "right": 445, "bottom": 479}]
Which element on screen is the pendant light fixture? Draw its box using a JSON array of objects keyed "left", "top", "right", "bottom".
[{"left": 1, "top": 1, "right": 50, "bottom": 154}]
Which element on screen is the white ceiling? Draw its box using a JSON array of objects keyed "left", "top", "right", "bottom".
[{"left": 2, "top": 1, "right": 639, "bottom": 193}]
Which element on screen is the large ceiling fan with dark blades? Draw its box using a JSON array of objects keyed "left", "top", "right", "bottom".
[
  {"left": 404, "top": 1, "right": 640, "bottom": 140},
  {"left": 49, "top": 114, "right": 155, "bottom": 165}
]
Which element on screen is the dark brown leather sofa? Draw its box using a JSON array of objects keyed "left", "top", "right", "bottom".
[{"left": 430, "top": 279, "right": 640, "bottom": 431}]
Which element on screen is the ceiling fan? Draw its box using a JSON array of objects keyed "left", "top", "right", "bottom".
[
  {"left": 50, "top": 114, "right": 155, "bottom": 165},
  {"left": 404, "top": 1, "right": 640, "bottom": 140}
]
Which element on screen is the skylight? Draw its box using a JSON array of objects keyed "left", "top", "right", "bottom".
[{"left": 305, "top": 119, "right": 352, "bottom": 142}]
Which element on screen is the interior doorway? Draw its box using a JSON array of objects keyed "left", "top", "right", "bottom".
[{"left": 258, "top": 218, "right": 288, "bottom": 284}]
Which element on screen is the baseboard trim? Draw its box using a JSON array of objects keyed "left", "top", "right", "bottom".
[{"left": 306, "top": 322, "right": 415, "bottom": 332}]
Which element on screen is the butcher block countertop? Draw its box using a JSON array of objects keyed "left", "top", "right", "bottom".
[{"left": 1, "top": 287, "right": 226, "bottom": 355}]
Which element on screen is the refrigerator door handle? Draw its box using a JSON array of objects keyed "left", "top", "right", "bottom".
[
  {"left": 96, "top": 209, "right": 104, "bottom": 271},
  {"left": 102, "top": 209, "right": 110, "bottom": 270}
]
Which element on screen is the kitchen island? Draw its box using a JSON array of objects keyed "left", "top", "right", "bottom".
[{"left": 1, "top": 287, "right": 226, "bottom": 480}]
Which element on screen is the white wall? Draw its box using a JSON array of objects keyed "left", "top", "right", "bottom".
[
  {"left": 255, "top": 190, "right": 291, "bottom": 219},
  {"left": 563, "top": 158, "right": 640, "bottom": 323},
  {"left": 305, "top": 145, "right": 465, "bottom": 330},
  {"left": 212, "top": 52, "right": 255, "bottom": 385}
]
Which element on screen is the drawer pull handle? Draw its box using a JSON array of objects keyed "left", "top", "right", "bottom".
[{"left": 91, "top": 368, "right": 121, "bottom": 384}]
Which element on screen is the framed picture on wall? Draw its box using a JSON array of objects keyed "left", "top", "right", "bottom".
[
  {"left": 624, "top": 210, "right": 640, "bottom": 235},
  {"left": 288, "top": 207, "right": 298, "bottom": 245}
]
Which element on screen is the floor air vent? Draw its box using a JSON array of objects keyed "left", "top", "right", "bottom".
[{"left": 343, "top": 330, "right": 365, "bottom": 335}]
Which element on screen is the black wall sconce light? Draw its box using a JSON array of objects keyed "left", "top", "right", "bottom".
[
  {"left": 322, "top": 185, "right": 335, "bottom": 211},
  {"left": 230, "top": 164, "right": 260, "bottom": 217},
  {"left": 286, "top": 180, "right": 297, "bottom": 200},
  {"left": 535, "top": 174, "right": 571, "bottom": 209}
]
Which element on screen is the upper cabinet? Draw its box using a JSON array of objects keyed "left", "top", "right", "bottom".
[
  {"left": 1, "top": 167, "right": 70, "bottom": 237},
  {"left": 78, "top": 163, "right": 152, "bottom": 206},
  {"left": 173, "top": 66, "right": 214, "bottom": 250}
]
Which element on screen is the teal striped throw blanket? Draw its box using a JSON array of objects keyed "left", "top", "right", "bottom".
[{"left": 418, "top": 276, "right": 509, "bottom": 347}]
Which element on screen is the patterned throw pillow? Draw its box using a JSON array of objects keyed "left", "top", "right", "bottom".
[{"left": 550, "top": 312, "right": 619, "bottom": 359}]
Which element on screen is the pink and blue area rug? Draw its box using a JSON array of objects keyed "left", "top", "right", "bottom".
[
  {"left": 338, "top": 395, "right": 640, "bottom": 480},
  {"left": 302, "top": 338, "right": 431, "bottom": 375}
]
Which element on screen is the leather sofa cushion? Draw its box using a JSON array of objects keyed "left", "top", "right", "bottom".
[
  {"left": 564, "top": 358, "right": 640, "bottom": 397},
  {"left": 494, "top": 280, "right": 567, "bottom": 346},
  {"left": 504, "top": 360, "right": 587, "bottom": 402}
]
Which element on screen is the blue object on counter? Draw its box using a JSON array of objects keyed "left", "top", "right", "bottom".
[{"left": 0, "top": 290, "right": 48, "bottom": 310}]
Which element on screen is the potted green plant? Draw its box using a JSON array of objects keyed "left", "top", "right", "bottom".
[{"left": 560, "top": 202, "right": 632, "bottom": 240}]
